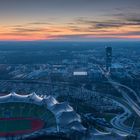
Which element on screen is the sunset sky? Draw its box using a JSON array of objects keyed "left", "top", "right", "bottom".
[{"left": 0, "top": 0, "right": 140, "bottom": 41}]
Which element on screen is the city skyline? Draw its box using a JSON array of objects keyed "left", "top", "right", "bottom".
[{"left": 0, "top": 0, "right": 140, "bottom": 41}]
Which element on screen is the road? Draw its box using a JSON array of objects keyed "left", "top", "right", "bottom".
[
  {"left": 109, "top": 80, "right": 140, "bottom": 117},
  {"left": 99, "top": 66, "right": 139, "bottom": 136}
]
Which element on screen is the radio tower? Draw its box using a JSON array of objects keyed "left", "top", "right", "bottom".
[{"left": 105, "top": 46, "right": 112, "bottom": 72}]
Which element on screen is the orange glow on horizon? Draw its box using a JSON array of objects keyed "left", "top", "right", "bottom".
[{"left": 0, "top": 24, "right": 140, "bottom": 41}]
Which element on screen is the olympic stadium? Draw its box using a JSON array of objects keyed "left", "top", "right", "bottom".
[{"left": 0, "top": 92, "right": 85, "bottom": 139}]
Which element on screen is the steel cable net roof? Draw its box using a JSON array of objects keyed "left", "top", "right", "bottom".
[{"left": 0, "top": 92, "right": 86, "bottom": 132}]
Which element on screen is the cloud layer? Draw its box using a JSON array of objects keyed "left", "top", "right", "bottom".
[{"left": 0, "top": 0, "right": 140, "bottom": 41}]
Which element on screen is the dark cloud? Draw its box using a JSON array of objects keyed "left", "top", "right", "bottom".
[
  {"left": 47, "top": 30, "right": 140, "bottom": 40},
  {"left": 12, "top": 27, "right": 43, "bottom": 33},
  {"left": 75, "top": 18, "right": 124, "bottom": 29},
  {"left": 95, "top": 22, "right": 123, "bottom": 29},
  {"left": 0, "top": 33, "right": 29, "bottom": 36},
  {"left": 27, "top": 22, "right": 53, "bottom": 25},
  {"left": 110, "top": 12, "right": 140, "bottom": 24},
  {"left": 119, "top": 31, "right": 140, "bottom": 36},
  {"left": 75, "top": 17, "right": 140, "bottom": 30},
  {"left": 125, "top": 17, "right": 140, "bottom": 24}
]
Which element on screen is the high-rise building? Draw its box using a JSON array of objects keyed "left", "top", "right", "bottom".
[{"left": 106, "top": 47, "right": 112, "bottom": 71}]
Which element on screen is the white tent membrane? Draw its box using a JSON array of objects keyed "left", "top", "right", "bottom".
[
  {"left": 50, "top": 102, "right": 73, "bottom": 115},
  {"left": 0, "top": 93, "right": 86, "bottom": 133},
  {"left": 57, "top": 111, "right": 81, "bottom": 125},
  {"left": 43, "top": 95, "right": 58, "bottom": 108}
]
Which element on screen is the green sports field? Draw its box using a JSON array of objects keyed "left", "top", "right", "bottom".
[
  {"left": 0, "top": 102, "right": 56, "bottom": 136},
  {"left": 0, "top": 119, "right": 31, "bottom": 133}
]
